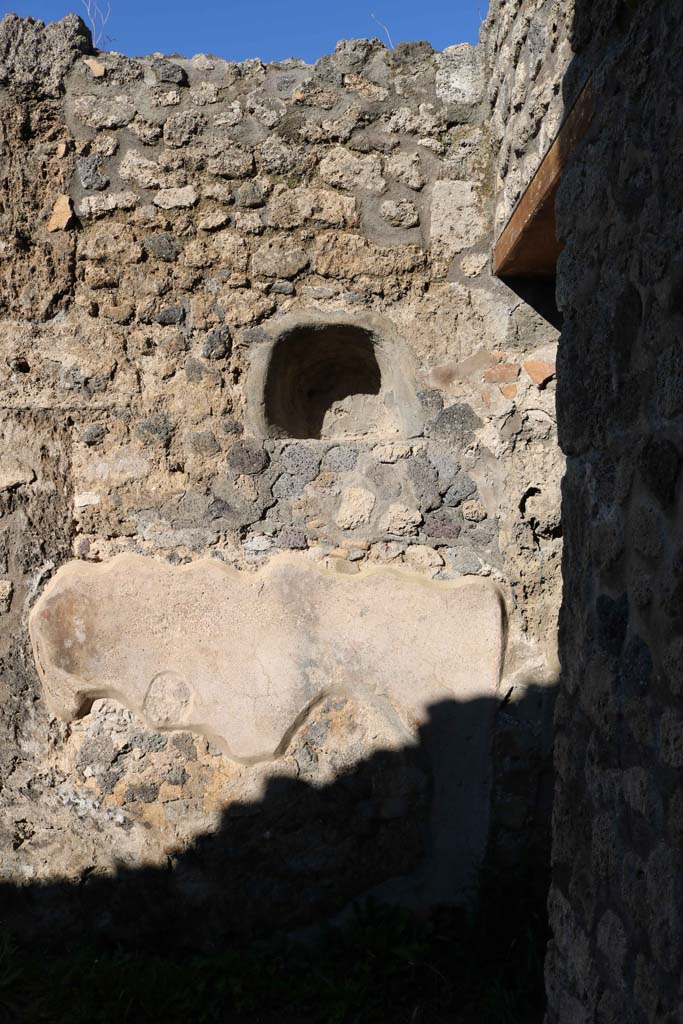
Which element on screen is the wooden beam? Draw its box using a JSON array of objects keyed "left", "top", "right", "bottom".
[{"left": 493, "top": 79, "right": 594, "bottom": 279}]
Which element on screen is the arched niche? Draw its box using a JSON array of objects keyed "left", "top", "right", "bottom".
[{"left": 247, "top": 312, "right": 422, "bottom": 442}]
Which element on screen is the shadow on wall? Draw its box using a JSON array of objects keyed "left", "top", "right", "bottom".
[
  {"left": 504, "top": 277, "right": 563, "bottom": 332},
  {"left": 545, "top": 1, "right": 683, "bottom": 1023},
  {"left": 0, "top": 688, "right": 556, "bottom": 1024}
]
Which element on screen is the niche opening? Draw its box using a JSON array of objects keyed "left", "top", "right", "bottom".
[{"left": 264, "top": 323, "right": 400, "bottom": 441}]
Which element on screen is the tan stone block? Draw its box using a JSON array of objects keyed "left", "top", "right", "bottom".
[
  {"left": 430, "top": 180, "right": 487, "bottom": 259},
  {"left": 343, "top": 74, "right": 388, "bottom": 101},
  {"left": 252, "top": 238, "right": 309, "bottom": 279},
  {"left": 374, "top": 443, "right": 412, "bottom": 463},
  {"left": 267, "top": 185, "right": 358, "bottom": 229},
  {"left": 219, "top": 288, "right": 275, "bottom": 326},
  {"left": 233, "top": 209, "right": 263, "bottom": 234},
  {"left": 380, "top": 199, "right": 420, "bottom": 228},
  {"left": 153, "top": 186, "right": 198, "bottom": 210},
  {"left": 404, "top": 545, "right": 444, "bottom": 572},
  {"left": 318, "top": 146, "right": 386, "bottom": 195},
  {"left": 191, "top": 81, "right": 220, "bottom": 105},
  {"left": 198, "top": 208, "right": 230, "bottom": 231},
  {"left": 461, "top": 252, "right": 488, "bottom": 277},
  {"left": 73, "top": 94, "right": 136, "bottom": 129},
  {"left": 380, "top": 504, "right": 423, "bottom": 536},
  {"left": 46, "top": 194, "right": 73, "bottom": 232},
  {"left": 207, "top": 147, "right": 254, "bottom": 178},
  {"left": 462, "top": 499, "right": 487, "bottom": 522},
  {"left": 151, "top": 89, "right": 181, "bottom": 107},
  {"left": 329, "top": 547, "right": 349, "bottom": 559},
  {"left": 336, "top": 487, "right": 376, "bottom": 529},
  {"left": 313, "top": 232, "right": 424, "bottom": 279},
  {"left": 119, "top": 150, "right": 163, "bottom": 189},
  {"left": 385, "top": 151, "right": 425, "bottom": 191},
  {"left": 78, "top": 191, "right": 138, "bottom": 218},
  {"left": 82, "top": 56, "right": 106, "bottom": 78},
  {"left": 435, "top": 44, "right": 484, "bottom": 105},
  {"left": 80, "top": 223, "right": 143, "bottom": 264}
]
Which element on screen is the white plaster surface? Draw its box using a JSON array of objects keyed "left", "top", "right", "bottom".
[{"left": 30, "top": 553, "right": 505, "bottom": 763}]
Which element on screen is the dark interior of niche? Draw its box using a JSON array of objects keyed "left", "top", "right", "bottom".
[{"left": 264, "top": 324, "right": 385, "bottom": 440}]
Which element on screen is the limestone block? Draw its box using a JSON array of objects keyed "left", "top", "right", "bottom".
[
  {"left": 429, "top": 181, "right": 487, "bottom": 259},
  {"left": 318, "top": 146, "right": 386, "bottom": 195},
  {"left": 153, "top": 186, "right": 198, "bottom": 210},
  {"left": 385, "top": 151, "right": 426, "bottom": 191},
  {"left": 80, "top": 223, "right": 143, "bottom": 264},
  {"left": 30, "top": 554, "right": 505, "bottom": 764},
  {"left": 119, "top": 150, "right": 164, "bottom": 189},
  {"left": 313, "top": 232, "right": 424, "bottom": 278},
  {"left": 151, "top": 88, "right": 180, "bottom": 107},
  {"left": 198, "top": 208, "right": 230, "bottom": 231},
  {"left": 163, "top": 111, "right": 206, "bottom": 147},
  {"left": 435, "top": 44, "right": 485, "bottom": 107},
  {"left": 380, "top": 503, "right": 423, "bottom": 535},
  {"left": 191, "top": 81, "right": 219, "bottom": 105},
  {"left": 73, "top": 94, "right": 136, "bottom": 129},
  {"left": 336, "top": 486, "right": 376, "bottom": 529},
  {"left": 252, "top": 238, "right": 309, "bottom": 279},
  {"left": 0, "top": 579, "right": 13, "bottom": 612},
  {"left": 207, "top": 147, "right": 254, "bottom": 178},
  {"left": 380, "top": 199, "right": 420, "bottom": 228},
  {"left": 0, "top": 13, "right": 91, "bottom": 98},
  {"left": 78, "top": 191, "right": 138, "bottom": 218},
  {"left": 403, "top": 545, "right": 444, "bottom": 573},
  {"left": 267, "top": 186, "right": 358, "bottom": 229}
]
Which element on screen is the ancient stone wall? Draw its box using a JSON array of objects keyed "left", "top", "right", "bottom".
[
  {"left": 545, "top": 0, "right": 683, "bottom": 1019},
  {"left": 0, "top": 13, "right": 561, "bottom": 934},
  {"left": 482, "top": 0, "right": 574, "bottom": 235}
]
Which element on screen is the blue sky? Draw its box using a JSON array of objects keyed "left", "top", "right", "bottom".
[{"left": 1, "top": 1, "right": 488, "bottom": 63}]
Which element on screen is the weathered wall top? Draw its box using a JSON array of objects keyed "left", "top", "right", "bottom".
[{"left": 0, "top": 13, "right": 91, "bottom": 97}]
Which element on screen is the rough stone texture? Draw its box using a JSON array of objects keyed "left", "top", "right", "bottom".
[
  {"left": 486, "top": 0, "right": 683, "bottom": 1017},
  {"left": 483, "top": 0, "right": 574, "bottom": 234},
  {"left": 0, "top": 13, "right": 91, "bottom": 98},
  {"left": 0, "top": 13, "right": 562, "bottom": 931},
  {"left": 541, "top": 0, "right": 683, "bottom": 1020}
]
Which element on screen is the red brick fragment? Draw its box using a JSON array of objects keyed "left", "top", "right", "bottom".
[{"left": 524, "top": 359, "right": 556, "bottom": 388}]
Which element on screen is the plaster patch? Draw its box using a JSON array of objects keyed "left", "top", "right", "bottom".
[{"left": 30, "top": 553, "right": 505, "bottom": 763}]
